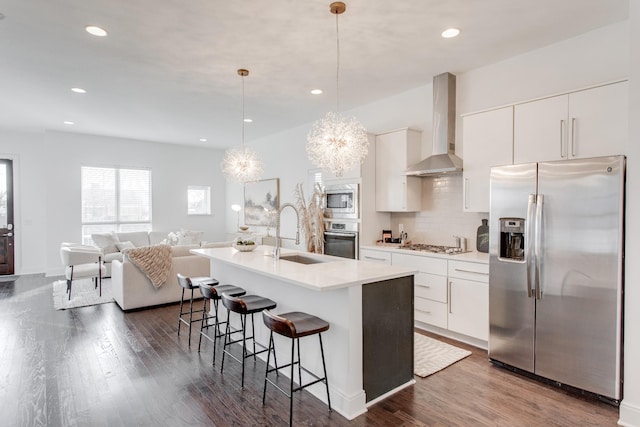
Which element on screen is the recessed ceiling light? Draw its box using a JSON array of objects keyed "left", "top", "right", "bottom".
[
  {"left": 199, "top": 138, "right": 207, "bottom": 142},
  {"left": 71, "top": 87, "right": 86, "bottom": 94},
  {"left": 243, "top": 118, "right": 253, "bottom": 123},
  {"left": 311, "top": 89, "right": 323, "bottom": 95},
  {"left": 63, "top": 121, "right": 75, "bottom": 125},
  {"left": 441, "top": 28, "right": 460, "bottom": 38},
  {"left": 85, "top": 25, "right": 108, "bottom": 37}
]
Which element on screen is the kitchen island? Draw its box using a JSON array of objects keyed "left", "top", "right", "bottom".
[{"left": 191, "top": 245, "right": 417, "bottom": 420}]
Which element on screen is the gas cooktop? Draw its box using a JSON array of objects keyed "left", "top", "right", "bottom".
[{"left": 401, "top": 244, "right": 470, "bottom": 255}]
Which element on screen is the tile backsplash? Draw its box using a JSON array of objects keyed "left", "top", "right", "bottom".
[{"left": 390, "top": 174, "right": 488, "bottom": 249}]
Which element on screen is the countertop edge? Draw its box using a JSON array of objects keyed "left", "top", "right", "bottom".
[
  {"left": 191, "top": 246, "right": 417, "bottom": 292},
  {"left": 360, "top": 245, "right": 490, "bottom": 263}
]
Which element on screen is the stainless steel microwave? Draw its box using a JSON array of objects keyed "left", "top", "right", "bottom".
[{"left": 324, "top": 183, "right": 359, "bottom": 219}]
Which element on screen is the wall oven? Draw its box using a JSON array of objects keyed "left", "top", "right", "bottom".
[
  {"left": 323, "top": 221, "right": 359, "bottom": 260},
  {"left": 324, "top": 184, "right": 359, "bottom": 219}
]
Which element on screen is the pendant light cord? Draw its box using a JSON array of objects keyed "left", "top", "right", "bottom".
[
  {"left": 241, "top": 73, "right": 245, "bottom": 148},
  {"left": 335, "top": 12, "right": 340, "bottom": 114}
]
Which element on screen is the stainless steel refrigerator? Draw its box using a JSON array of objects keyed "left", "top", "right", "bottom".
[{"left": 489, "top": 155, "right": 624, "bottom": 401}]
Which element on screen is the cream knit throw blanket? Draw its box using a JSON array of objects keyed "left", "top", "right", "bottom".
[{"left": 125, "top": 244, "right": 173, "bottom": 289}]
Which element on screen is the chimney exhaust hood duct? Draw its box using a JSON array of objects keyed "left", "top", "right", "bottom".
[{"left": 405, "top": 72, "right": 462, "bottom": 176}]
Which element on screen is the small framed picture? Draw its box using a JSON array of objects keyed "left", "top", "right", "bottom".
[{"left": 244, "top": 178, "right": 279, "bottom": 226}]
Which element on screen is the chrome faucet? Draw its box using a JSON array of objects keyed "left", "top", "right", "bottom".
[{"left": 273, "top": 202, "right": 301, "bottom": 260}]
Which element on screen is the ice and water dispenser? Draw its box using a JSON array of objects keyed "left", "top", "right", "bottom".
[{"left": 499, "top": 218, "right": 525, "bottom": 261}]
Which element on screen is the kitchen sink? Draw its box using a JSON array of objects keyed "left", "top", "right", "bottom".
[{"left": 278, "top": 254, "right": 329, "bottom": 265}]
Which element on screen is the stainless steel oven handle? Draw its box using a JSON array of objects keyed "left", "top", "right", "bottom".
[{"left": 324, "top": 232, "right": 357, "bottom": 237}]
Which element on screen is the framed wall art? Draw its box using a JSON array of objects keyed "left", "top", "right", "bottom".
[{"left": 244, "top": 178, "right": 279, "bottom": 226}]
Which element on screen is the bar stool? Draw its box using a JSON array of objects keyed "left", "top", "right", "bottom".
[
  {"left": 262, "top": 310, "right": 331, "bottom": 427},
  {"left": 177, "top": 273, "right": 218, "bottom": 347},
  {"left": 220, "top": 293, "right": 277, "bottom": 388},
  {"left": 198, "top": 281, "right": 246, "bottom": 365}
]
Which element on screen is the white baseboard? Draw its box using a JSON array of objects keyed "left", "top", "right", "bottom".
[{"left": 619, "top": 400, "right": 640, "bottom": 426}]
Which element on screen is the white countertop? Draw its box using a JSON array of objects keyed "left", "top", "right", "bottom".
[
  {"left": 360, "top": 244, "right": 490, "bottom": 264},
  {"left": 191, "top": 245, "right": 417, "bottom": 292}
]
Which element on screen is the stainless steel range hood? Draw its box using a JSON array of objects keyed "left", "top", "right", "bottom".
[{"left": 405, "top": 72, "right": 462, "bottom": 176}]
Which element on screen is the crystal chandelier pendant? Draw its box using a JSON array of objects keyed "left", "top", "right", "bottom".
[
  {"left": 306, "top": 2, "right": 369, "bottom": 176},
  {"left": 221, "top": 69, "right": 264, "bottom": 183},
  {"left": 307, "top": 111, "right": 368, "bottom": 176},
  {"left": 221, "top": 145, "right": 264, "bottom": 183}
]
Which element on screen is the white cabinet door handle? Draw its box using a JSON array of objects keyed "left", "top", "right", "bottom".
[
  {"left": 364, "top": 255, "right": 386, "bottom": 262},
  {"left": 571, "top": 117, "right": 576, "bottom": 157},
  {"left": 464, "top": 178, "right": 469, "bottom": 210},
  {"left": 560, "top": 120, "right": 566, "bottom": 158},
  {"left": 453, "top": 268, "right": 489, "bottom": 276}
]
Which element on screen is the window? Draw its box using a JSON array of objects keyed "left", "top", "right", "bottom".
[
  {"left": 81, "top": 166, "right": 151, "bottom": 244},
  {"left": 187, "top": 186, "right": 211, "bottom": 215}
]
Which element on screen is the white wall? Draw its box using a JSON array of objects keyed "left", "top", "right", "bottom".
[
  {"left": 0, "top": 130, "right": 226, "bottom": 276},
  {"left": 0, "top": 130, "right": 48, "bottom": 274},
  {"left": 620, "top": 1, "right": 640, "bottom": 425},
  {"left": 456, "top": 21, "right": 629, "bottom": 116}
]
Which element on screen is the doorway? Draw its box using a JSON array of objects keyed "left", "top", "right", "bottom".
[{"left": 0, "top": 159, "right": 14, "bottom": 275}]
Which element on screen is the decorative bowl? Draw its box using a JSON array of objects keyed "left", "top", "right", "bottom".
[
  {"left": 232, "top": 241, "right": 257, "bottom": 252},
  {"left": 239, "top": 226, "right": 250, "bottom": 232}
]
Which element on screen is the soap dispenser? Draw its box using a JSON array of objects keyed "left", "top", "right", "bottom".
[{"left": 476, "top": 219, "right": 489, "bottom": 253}]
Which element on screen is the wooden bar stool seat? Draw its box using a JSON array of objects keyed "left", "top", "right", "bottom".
[
  {"left": 220, "top": 293, "right": 277, "bottom": 388},
  {"left": 262, "top": 310, "right": 331, "bottom": 426},
  {"left": 198, "top": 282, "right": 246, "bottom": 365},
  {"left": 177, "top": 273, "right": 218, "bottom": 347}
]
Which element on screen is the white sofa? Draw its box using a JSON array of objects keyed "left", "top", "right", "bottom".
[
  {"left": 111, "top": 242, "right": 231, "bottom": 311},
  {"left": 92, "top": 230, "right": 202, "bottom": 277},
  {"left": 111, "top": 244, "right": 211, "bottom": 311}
]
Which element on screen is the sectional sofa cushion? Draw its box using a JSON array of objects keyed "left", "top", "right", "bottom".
[
  {"left": 114, "top": 231, "right": 150, "bottom": 248},
  {"left": 91, "top": 232, "right": 119, "bottom": 254}
]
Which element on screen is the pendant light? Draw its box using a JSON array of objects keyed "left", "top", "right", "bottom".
[
  {"left": 306, "top": 2, "right": 368, "bottom": 176},
  {"left": 221, "top": 69, "right": 264, "bottom": 183}
]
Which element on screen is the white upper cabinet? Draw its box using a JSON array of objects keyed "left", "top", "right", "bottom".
[
  {"left": 514, "top": 81, "right": 628, "bottom": 164},
  {"left": 462, "top": 106, "right": 514, "bottom": 213},
  {"left": 375, "top": 128, "right": 422, "bottom": 212},
  {"left": 568, "top": 81, "right": 628, "bottom": 159}
]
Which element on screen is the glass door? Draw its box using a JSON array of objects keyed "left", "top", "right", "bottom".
[{"left": 0, "top": 159, "right": 14, "bottom": 275}]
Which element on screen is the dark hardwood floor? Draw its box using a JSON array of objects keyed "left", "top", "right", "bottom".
[{"left": 0, "top": 274, "right": 619, "bottom": 426}]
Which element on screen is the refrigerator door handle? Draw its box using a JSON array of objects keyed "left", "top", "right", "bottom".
[
  {"left": 526, "top": 194, "right": 536, "bottom": 298},
  {"left": 534, "top": 193, "right": 544, "bottom": 300}
]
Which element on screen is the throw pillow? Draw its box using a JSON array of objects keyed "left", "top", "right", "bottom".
[
  {"left": 116, "top": 241, "right": 135, "bottom": 252},
  {"left": 161, "top": 231, "right": 180, "bottom": 246},
  {"left": 176, "top": 229, "right": 204, "bottom": 245},
  {"left": 91, "top": 232, "right": 120, "bottom": 255}
]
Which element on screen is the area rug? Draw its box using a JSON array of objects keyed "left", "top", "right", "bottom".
[
  {"left": 52, "top": 278, "right": 114, "bottom": 310},
  {"left": 414, "top": 333, "right": 472, "bottom": 378}
]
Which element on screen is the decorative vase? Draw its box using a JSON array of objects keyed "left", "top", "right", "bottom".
[{"left": 476, "top": 219, "right": 489, "bottom": 253}]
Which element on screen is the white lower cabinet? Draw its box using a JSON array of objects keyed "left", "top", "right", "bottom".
[
  {"left": 359, "top": 248, "right": 391, "bottom": 265},
  {"left": 361, "top": 248, "right": 490, "bottom": 342},
  {"left": 392, "top": 253, "right": 449, "bottom": 331},
  {"left": 389, "top": 251, "right": 489, "bottom": 342},
  {"left": 447, "top": 260, "right": 489, "bottom": 341}
]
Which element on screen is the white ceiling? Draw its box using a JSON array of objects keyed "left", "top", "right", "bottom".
[{"left": 0, "top": 0, "right": 629, "bottom": 149}]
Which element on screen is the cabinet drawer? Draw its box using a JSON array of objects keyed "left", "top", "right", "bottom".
[
  {"left": 415, "top": 297, "right": 448, "bottom": 329},
  {"left": 414, "top": 273, "right": 447, "bottom": 303},
  {"left": 448, "top": 260, "right": 489, "bottom": 283},
  {"left": 360, "top": 249, "right": 391, "bottom": 265},
  {"left": 392, "top": 253, "right": 447, "bottom": 276}
]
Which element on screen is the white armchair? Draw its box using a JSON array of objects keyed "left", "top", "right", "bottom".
[{"left": 60, "top": 243, "right": 107, "bottom": 300}]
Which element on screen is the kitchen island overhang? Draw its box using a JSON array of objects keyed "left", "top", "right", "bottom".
[{"left": 191, "top": 246, "right": 417, "bottom": 420}]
